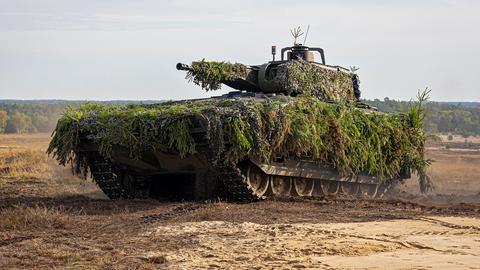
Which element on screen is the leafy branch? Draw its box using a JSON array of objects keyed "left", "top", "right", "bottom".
[{"left": 290, "top": 26, "right": 304, "bottom": 45}]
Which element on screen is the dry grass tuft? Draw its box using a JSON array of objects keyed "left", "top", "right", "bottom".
[
  {"left": 0, "top": 149, "right": 51, "bottom": 179},
  {"left": 0, "top": 205, "right": 74, "bottom": 230}
]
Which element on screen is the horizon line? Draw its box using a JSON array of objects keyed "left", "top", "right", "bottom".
[{"left": 1, "top": 98, "right": 480, "bottom": 103}]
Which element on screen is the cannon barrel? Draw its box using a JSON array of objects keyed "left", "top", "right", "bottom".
[
  {"left": 176, "top": 62, "right": 260, "bottom": 92},
  {"left": 176, "top": 62, "right": 192, "bottom": 71}
]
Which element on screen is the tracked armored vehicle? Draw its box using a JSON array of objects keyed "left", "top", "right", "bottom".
[{"left": 49, "top": 41, "right": 427, "bottom": 201}]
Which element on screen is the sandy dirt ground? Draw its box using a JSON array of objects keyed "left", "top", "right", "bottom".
[
  {"left": 149, "top": 217, "right": 480, "bottom": 269},
  {"left": 0, "top": 133, "right": 479, "bottom": 269}
]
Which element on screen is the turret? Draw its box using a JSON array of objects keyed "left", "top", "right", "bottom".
[
  {"left": 177, "top": 44, "right": 360, "bottom": 102},
  {"left": 279, "top": 44, "right": 326, "bottom": 64}
]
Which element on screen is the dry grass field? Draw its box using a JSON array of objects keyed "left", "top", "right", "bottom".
[
  {"left": 0, "top": 133, "right": 479, "bottom": 269},
  {"left": 437, "top": 134, "right": 480, "bottom": 144},
  {"left": 404, "top": 148, "right": 480, "bottom": 198}
]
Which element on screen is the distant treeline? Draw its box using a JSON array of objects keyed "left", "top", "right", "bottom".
[
  {"left": 0, "top": 101, "right": 160, "bottom": 134},
  {"left": 365, "top": 98, "right": 480, "bottom": 136},
  {"left": 0, "top": 99, "right": 479, "bottom": 136},
  {"left": 0, "top": 103, "right": 68, "bottom": 133}
]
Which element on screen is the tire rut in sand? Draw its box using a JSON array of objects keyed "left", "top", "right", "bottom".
[{"left": 141, "top": 203, "right": 208, "bottom": 224}]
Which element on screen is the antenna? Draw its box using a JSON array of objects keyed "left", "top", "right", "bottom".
[{"left": 303, "top": 24, "right": 310, "bottom": 45}]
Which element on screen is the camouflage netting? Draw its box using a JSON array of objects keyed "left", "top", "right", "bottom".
[
  {"left": 184, "top": 59, "right": 357, "bottom": 103},
  {"left": 185, "top": 60, "right": 248, "bottom": 91},
  {"left": 48, "top": 93, "right": 430, "bottom": 183},
  {"left": 275, "top": 59, "right": 356, "bottom": 103}
]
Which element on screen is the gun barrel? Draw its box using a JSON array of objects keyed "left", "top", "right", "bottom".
[{"left": 176, "top": 63, "right": 192, "bottom": 71}]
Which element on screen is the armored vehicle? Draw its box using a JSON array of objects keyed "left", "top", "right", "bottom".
[{"left": 49, "top": 41, "right": 427, "bottom": 201}]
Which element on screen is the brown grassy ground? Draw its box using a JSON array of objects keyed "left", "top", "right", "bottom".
[
  {"left": 400, "top": 148, "right": 480, "bottom": 206},
  {"left": 0, "top": 133, "right": 479, "bottom": 269},
  {"left": 437, "top": 134, "right": 480, "bottom": 144}
]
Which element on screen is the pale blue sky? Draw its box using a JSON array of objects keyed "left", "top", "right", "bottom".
[{"left": 0, "top": 0, "right": 479, "bottom": 101}]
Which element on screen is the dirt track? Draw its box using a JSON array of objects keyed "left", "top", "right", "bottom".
[
  {"left": 151, "top": 217, "right": 480, "bottom": 269},
  {"left": 0, "top": 133, "right": 480, "bottom": 269}
]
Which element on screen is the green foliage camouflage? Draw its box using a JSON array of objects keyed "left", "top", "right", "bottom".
[
  {"left": 47, "top": 92, "right": 430, "bottom": 183},
  {"left": 185, "top": 60, "right": 248, "bottom": 91},
  {"left": 276, "top": 59, "right": 356, "bottom": 103},
  {"left": 1, "top": 99, "right": 477, "bottom": 136},
  {"left": 184, "top": 59, "right": 356, "bottom": 103}
]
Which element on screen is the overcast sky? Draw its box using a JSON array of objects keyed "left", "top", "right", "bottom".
[{"left": 0, "top": 0, "right": 479, "bottom": 101}]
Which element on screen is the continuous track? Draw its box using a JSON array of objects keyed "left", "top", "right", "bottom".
[
  {"left": 215, "top": 165, "right": 261, "bottom": 202},
  {"left": 85, "top": 152, "right": 393, "bottom": 202},
  {"left": 85, "top": 151, "right": 127, "bottom": 199},
  {"left": 216, "top": 161, "right": 391, "bottom": 201}
]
